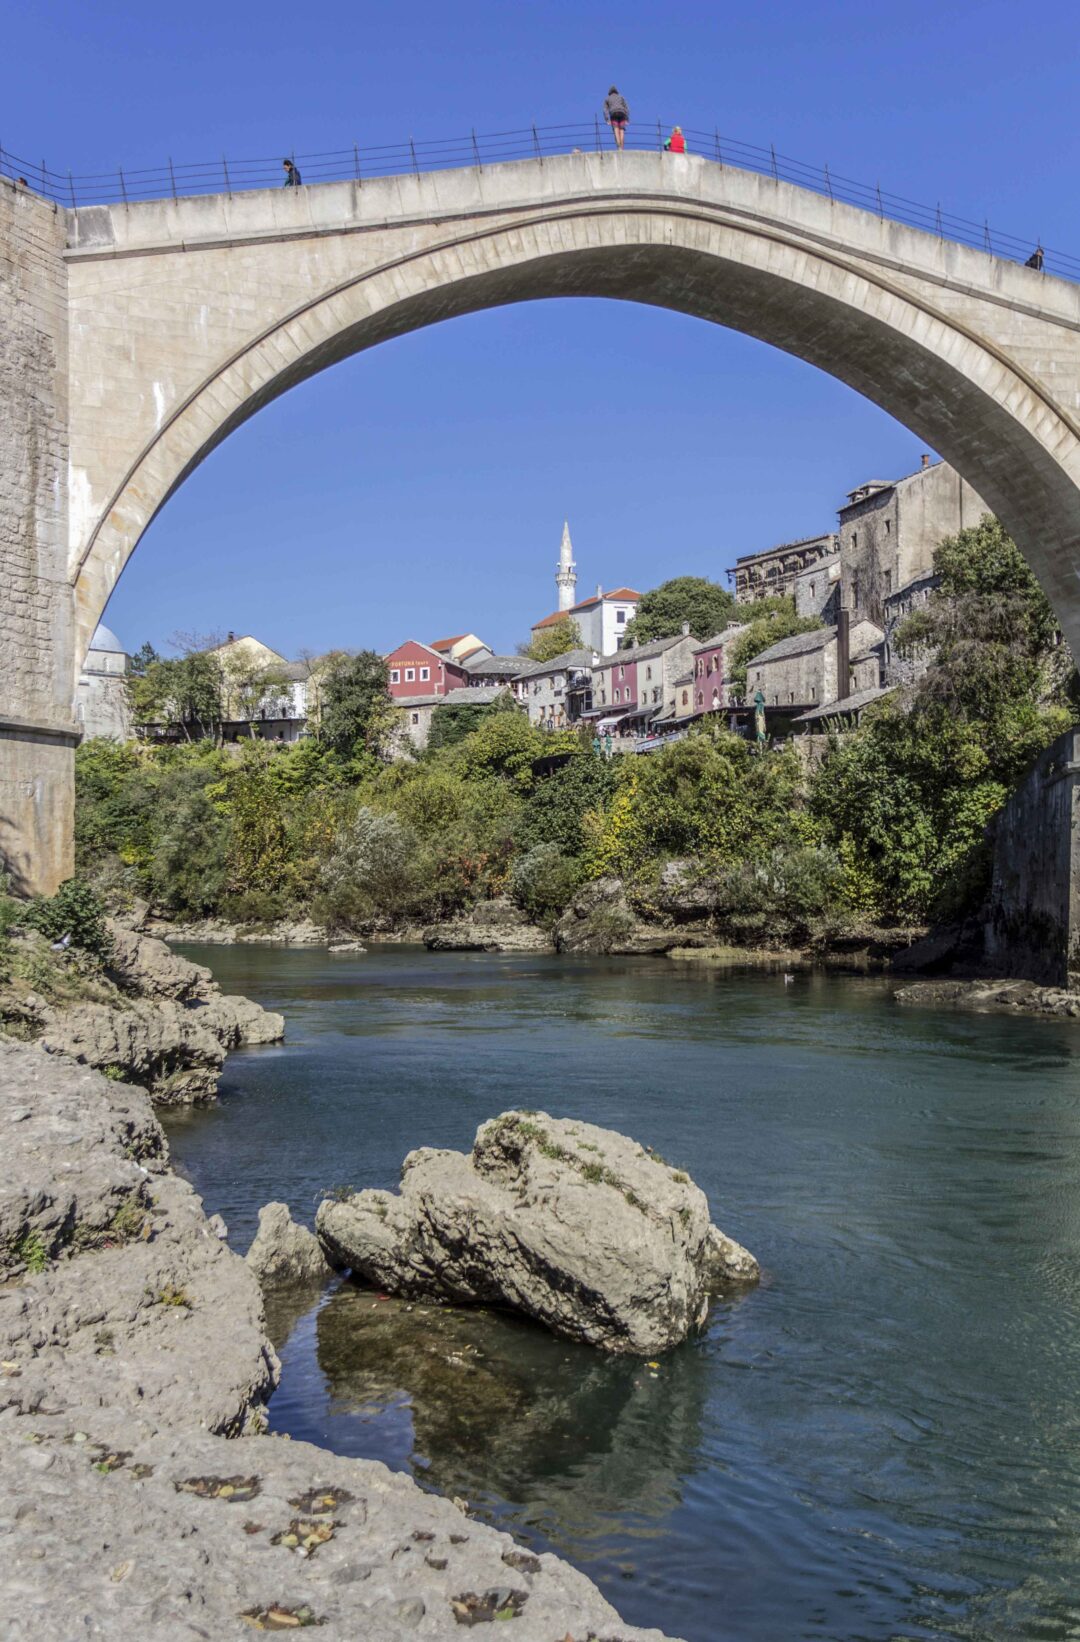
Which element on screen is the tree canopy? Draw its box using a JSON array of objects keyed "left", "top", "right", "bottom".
[
  {"left": 318, "top": 650, "right": 395, "bottom": 758},
  {"left": 622, "top": 577, "right": 735, "bottom": 646},
  {"left": 525, "top": 617, "right": 582, "bottom": 663}
]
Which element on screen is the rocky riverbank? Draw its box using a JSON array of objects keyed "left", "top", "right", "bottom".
[
  {"left": 0, "top": 1037, "right": 676, "bottom": 1640},
  {"left": 1, "top": 923, "right": 283, "bottom": 1103},
  {"left": 893, "top": 977, "right": 1080, "bottom": 1018}
]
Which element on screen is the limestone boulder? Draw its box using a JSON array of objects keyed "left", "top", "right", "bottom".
[
  {"left": 191, "top": 991, "right": 285, "bottom": 1048},
  {"left": 39, "top": 999, "right": 227, "bottom": 1102},
  {"left": 316, "top": 1111, "right": 758, "bottom": 1355},
  {"left": 246, "top": 1201, "right": 338, "bottom": 1288},
  {"left": 553, "top": 877, "right": 681, "bottom": 955},
  {"left": 106, "top": 923, "right": 214, "bottom": 1000},
  {"left": 424, "top": 896, "right": 552, "bottom": 953}
]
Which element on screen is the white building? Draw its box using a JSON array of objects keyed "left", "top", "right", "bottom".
[
  {"left": 529, "top": 522, "right": 641, "bottom": 655},
  {"left": 76, "top": 623, "right": 132, "bottom": 741}
]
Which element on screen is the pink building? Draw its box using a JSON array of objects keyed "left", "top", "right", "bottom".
[
  {"left": 385, "top": 640, "right": 468, "bottom": 701},
  {"left": 691, "top": 623, "right": 750, "bottom": 714}
]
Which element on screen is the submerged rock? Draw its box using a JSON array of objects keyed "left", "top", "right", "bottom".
[
  {"left": 246, "top": 1201, "right": 338, "bottom": 1288},
  {"left": 423, "top": 896, "right": 552, "bottom": 952},
  {"left": 316, "top": 1111, "right": 758, "bottom": 1355}
]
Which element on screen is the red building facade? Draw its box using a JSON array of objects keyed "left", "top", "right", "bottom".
[{"left": 385, "top": 640, "right": 468, "bottom": 701}]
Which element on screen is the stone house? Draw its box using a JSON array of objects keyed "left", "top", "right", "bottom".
[
  {"left": 747, "top": 620, "right": 884, "bottom": 709},
  {"left": 462, "top": 654, "right": 533, "bottom": 692},
  {"left": 727, "top": 533, "right": 838, "bottom": 604},
  {"left": 838, "top": 457, "right": 988, "bottom": 627},
  {"left": 880, "top": 572, "right": 939, "bottom": 685},
  {"left": 76, "top": 622, "right": 132, "bottom": 741},
  {"left": 517, "top": 649, "right": 596, "bottom": 729},
  {"left": 590, "top": 633, "right": 697, "bottom": 734},
  {"left": 395, "top": 685, "right": 517, "bottom": 754},
  {"left": 794, "top": 552, "right": 842, "bottom": 622}
]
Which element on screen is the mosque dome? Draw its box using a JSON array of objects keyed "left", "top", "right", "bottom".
[{"left": 89, "top": 623, "right": 125, "bottom": 654}]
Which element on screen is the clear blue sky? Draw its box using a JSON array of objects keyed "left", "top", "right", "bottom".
[{"left": 5, "top": 0, "right": 1075, "bottom": 658}]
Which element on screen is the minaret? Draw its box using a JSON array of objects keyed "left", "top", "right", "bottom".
[{"left": 556, "top": 520, "right": 577, "bottom": 612}]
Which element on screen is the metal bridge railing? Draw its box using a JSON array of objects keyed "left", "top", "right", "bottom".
[{"left": 2, "top": 120, "right": 1072, "bottom": 281}]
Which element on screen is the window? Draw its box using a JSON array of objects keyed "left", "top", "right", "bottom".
[
  {"left": 696, "top": 691, "right": 703, "bottom": 707},
  {"left": 883, "top": 569, "right": 892, "bottom": 595},
  {"left": 411, "top": 712, "right": 419, "bottom": 725},
  {"left": 419, "top": 667, "right": 430, "bottom": 681},
  {"left": 810, "top": 685, "right": 816, "bottom": 700},
  {"left": 614, "top": 688, "right": 621, "bottom": 703},
  {"left": 682, "top": 690, "right": 689, "bottom": 706},
  {"left": 789, "top": 691, "right": 795, "bottom": 703},
  {"left": 884, "top": 518, "right": 891, "bottom": 535},
  {"left": 405, "top": 668, "right": 415, "bottom": 682},
  {"left": 646, "top": 666, "right": 652, "bottom": 681},
  {"left": 619, "top": 665, "right": 625, "bottom": 680},
  {"left": 852, "top": 532, "right": 858, "bottom": 550},
  {"left": 711, "top": 688, "right": 720, "bottom": 707},
  {"left": 390, "top": 669, "right": 400, "bottom": 684},
  {"left": 809, "top": 581, "right": 815, "bottom": 599},
  {"left": 616, "top": 609, "right": 626, "bottom": 624},
  {"left": 653, "top": 687, "right": 660, "bottom": 703}
]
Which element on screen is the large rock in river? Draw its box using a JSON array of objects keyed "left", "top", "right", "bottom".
[
  {"left": 246, "top": 1200, "right": 338, "bottom": 1287},
  {"left": 316, "top": 1111, "right": 758, "bottom": 1355}
]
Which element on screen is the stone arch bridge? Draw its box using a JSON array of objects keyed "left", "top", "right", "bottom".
[{"left": 5, "top": 149, "right": 1080, "bottom": 892}]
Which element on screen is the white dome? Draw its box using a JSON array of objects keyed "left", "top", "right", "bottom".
[{"left": 89, "top": 622, "right": 125, "bottom": 654}]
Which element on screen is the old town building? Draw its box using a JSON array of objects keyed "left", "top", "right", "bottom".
[
  {"left": 728, "top": 532, "right": 838, "bottom": 604},
  {"left": 517, "top": 648, "right": 595, "bottom": 729},
  {"left": 385, "top": 639, "right": 469, "bottom": 701},
  {"left": 76, "top": 622, "right": 132, "bottom": 741},
  {"left": 747, "top": 619, "right": 884, "bottom": 710},
  {"left": 838, "top": 457, "right": 988, "bottom": 626},
  {"left": 689, "top": 623, "right": 751, "bottom": 714},
  {"left": 590, "top": 632, "right": 697, "bottom": 734}
]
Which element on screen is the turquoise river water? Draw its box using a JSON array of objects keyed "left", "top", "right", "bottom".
[{"left": 162, "top": 943, "right": 1080, "bottom": 1642}]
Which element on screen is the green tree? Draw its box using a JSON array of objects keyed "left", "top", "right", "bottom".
[
  {"left": 525, "top": 617, "right": 582, "bottom": 663},
  {"left": 128, "top": 640, "right": 161, "bottom": 676},
  {"left": 726, "top": 597, "right": 824, "bottom": 697},
  {"left": 128, "top": 652, "right": 225, "bottom": 741},
  {"left": 318, "top": 651, "right": 392, "bottom": 758},
  {"left": 427, "top": 700, "right": 492, "bottom": 753},
  {"left": 622, "top": 576, "right": 734, "bottom": 646}
]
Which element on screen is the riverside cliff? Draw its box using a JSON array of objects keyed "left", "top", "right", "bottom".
[{"left": 0, "top": 1036, "right": 676, "bottom": 1641}]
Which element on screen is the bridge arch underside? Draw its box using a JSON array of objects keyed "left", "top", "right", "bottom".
[{"left": 75, "top": 210, "right": 1080, "bottom": 661}]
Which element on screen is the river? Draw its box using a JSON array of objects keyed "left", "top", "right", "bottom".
[{"left": 162, "top": 943, "right": 1080, "bottom": 1642}]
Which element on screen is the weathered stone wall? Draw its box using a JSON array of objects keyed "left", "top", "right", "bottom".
[
  {"left": 985, "top": 727, "right": 1080, "bottom": 987},
  {"left": 0, "top": 180, "right": 75, "bottom": 893},
  {"left": 840, "top": 461, "right": 987, "bottom": 628}
]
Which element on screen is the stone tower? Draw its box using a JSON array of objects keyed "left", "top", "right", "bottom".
[{"left": 556, "top": 520, "right": 578, "bottom": 612}]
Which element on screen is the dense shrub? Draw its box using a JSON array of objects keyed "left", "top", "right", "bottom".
[
  {"left": 509, "top": 844, "right": 582, "bottom": 925},
  {"left": 25, "top": 878, "right": 113, "bottom": 961}
]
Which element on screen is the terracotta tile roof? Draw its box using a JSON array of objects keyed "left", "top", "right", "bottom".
[
  {"left": 430, "top": 634, "right": 469, "bottom": 651},
  {"left": 531, "top": 589, "right": 642, "bottom": 630}
]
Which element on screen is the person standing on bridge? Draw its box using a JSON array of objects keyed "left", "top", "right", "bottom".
[
  {"left": 282, "top": 158, "right": 302, "bottom": 187},
  {"left": 664, "top": 125, "right": 686, "bottom": 153},
  {"left": 604, "top": 87, "right": 629, "bottom": 150}
]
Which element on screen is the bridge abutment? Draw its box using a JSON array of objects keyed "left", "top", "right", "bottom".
[{"left": 0, "top": 181, "right": 76, "bottom": 894}]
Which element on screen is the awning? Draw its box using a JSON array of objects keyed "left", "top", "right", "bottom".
[{"left": 593, "top": 711, "right": 635, "bottom": 731}]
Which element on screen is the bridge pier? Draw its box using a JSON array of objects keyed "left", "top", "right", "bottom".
[{"left": 0, "top": 181, "right": 77, "bottom": 894}]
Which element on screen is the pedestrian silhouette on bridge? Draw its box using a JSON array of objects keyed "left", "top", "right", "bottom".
[
  {"left": 1024, "top": 243, "right": 1044, "bottom": 271},
  {"left": 664, "top": 126, "right": 686, "bottom": 153},
  {"left": 604, "top": 87, "right": 629, "bottom": 150},
  {"left": 282, "top": 158, "right": 302, "bottom": 187}
]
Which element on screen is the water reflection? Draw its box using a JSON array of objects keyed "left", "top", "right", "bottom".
[{"left": 312, "top": 1283, "right": 724, "bottom": 1551}]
